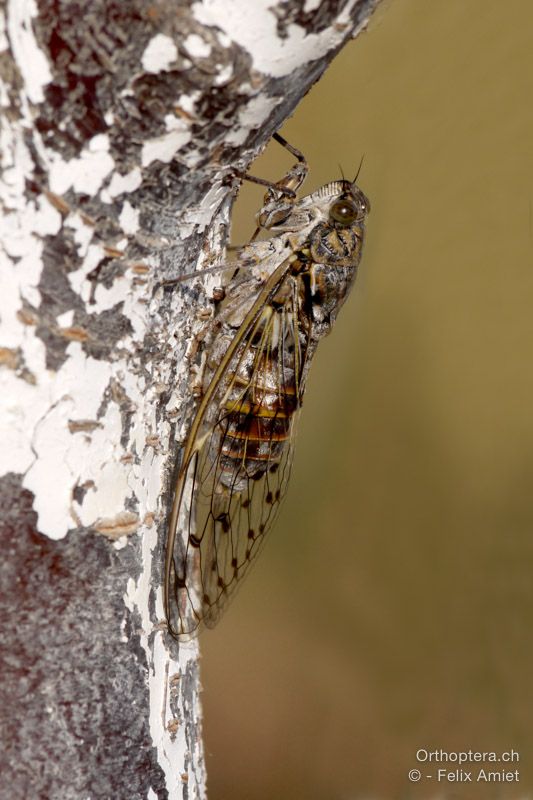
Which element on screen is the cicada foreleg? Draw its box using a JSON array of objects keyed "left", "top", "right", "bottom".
[{"left": 235, "top": 133, "right": 309, "bottom": 240}]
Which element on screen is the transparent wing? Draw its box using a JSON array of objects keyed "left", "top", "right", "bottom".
[
  {"left": 165, "top": 260, "right": 308, "bottom": 638},
  {"left": 169, "top": 408, "right": 298, "bottom": 638}
]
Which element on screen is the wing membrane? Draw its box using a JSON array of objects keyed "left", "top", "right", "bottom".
[{"left": 165, "top": 258, "right": 306, "bottom": 638}]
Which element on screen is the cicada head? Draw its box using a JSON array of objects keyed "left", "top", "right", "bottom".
[{"left": 305, "top": 180, "right": 370, "bottom": 268}]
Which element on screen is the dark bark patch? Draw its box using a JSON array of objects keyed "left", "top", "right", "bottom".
[
  {"left": 37, "top": 231, "right": 85, "bottom": 370},
  {"left": 33, "top": 0, "right": 150, "bottom": 157},
  {"left": 78, "top": 303, "right": 134, "bottom": 360},
  {"left": 0, "top": 473, "right": 167, "bottom": 799}
]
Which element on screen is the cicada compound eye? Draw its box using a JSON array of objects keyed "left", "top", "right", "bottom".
[{"left": 329, "top": 198, "right": 358, "bottom": 226}]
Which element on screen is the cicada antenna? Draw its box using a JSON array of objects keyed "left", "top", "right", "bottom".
[{"left": 352, "top": 154, "right": 365, "bottom": 184}]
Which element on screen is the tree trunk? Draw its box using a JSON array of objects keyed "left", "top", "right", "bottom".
[{"left": 0, "top": 1, "right": 379, "bottom": 797}]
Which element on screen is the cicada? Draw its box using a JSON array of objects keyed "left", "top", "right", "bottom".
[{"left": 165, "top": 134, "right": 370, "bottom": 638}]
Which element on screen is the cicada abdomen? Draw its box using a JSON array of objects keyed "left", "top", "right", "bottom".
[
  {"left": 165, "top": 135, "right": 370, "bottom": 638},
  {"left": 216, "top": 296, "right": 303, "bottom": 485}
]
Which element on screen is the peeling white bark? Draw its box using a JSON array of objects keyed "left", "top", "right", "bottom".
[{"left": 0, "top": 0, "right": 379, "bottom": 797}]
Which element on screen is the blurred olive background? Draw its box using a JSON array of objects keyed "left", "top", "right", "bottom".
[{"left": 200, "top": 1, "right": 533, "bottom": 798}]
